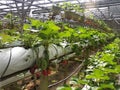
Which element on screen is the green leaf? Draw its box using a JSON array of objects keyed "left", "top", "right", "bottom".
[
  {"left": 100, "top": 53, "right": 116, "bottom": 65},
  {"left": 30, "top": 19, "right": 43, "bottom": 29},
  {"left": 98, "top": 83, "right": 115, "bottom": 90},
  {"left": 102, "top": 68, "right": 118, "bottom": 74},
  {"left": 56, "top": 86, "right": 72, "bottom": 90},
  {"left": 0, "top": 33, "right": 15, "bottom": 43},
  {"left": 46, "top": 21, "right": 60, "bottom": 31},
  {"left": 115, "top": 65, "right": 120, "bottom": 73},
  {"left": 38, "top": 21, "right": 60, "bottom": 40},
  {"left": 86, "top": 69, "right": 109, "bottom": 80},
  {"left": 59, "top": 31, "right": 71, "bottom": 38},
  {"left": 23, "top": 24, "right": 31, "bottom": 30},
  {"left": 78, "top": 80, "right": 88, "bottom": 85}
]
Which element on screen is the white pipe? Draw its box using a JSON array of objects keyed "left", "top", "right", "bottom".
[{"left": 0, "top": 44, "right": 72, "bottom": 78}]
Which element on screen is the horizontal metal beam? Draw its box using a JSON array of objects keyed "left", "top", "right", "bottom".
[{"left": 83, "top": 2, "right": 120, "bottom": 8}]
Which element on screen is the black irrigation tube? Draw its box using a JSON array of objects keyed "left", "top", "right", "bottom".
[
  {"left": 48, "top": 59, "right": 85, "bottom": 88},
  {"left": 0, "top": 48, "right": 12, "bottom": 79}
]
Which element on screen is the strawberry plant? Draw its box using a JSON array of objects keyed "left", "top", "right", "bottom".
[
  {"left": 81, "top": 38, "right": 120, "bottom": 90},
  {"left": 57, "top": 38, "right": 120, "bottom": 90}
]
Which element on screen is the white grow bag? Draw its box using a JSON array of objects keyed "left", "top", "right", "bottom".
[{"left": 0, "top": 44, "right": 72, "bottom": 79}]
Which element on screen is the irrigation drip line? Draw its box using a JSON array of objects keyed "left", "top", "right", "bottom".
[
  {"left": 1, "top": 48, "right": 12, "bottom": 79},
  {"left": 48, "top": 59, "right": 85, "bottom": 88}
]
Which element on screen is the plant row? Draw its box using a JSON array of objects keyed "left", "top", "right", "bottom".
[
  {"left": 57, "top": 38, "right": 120, "bottom": 90},
  {"left": 0, "top": 19, "right": 114, "bottom": 49},
  {"left": 0, "top": 19, "right": 115, "bottom": 75}
]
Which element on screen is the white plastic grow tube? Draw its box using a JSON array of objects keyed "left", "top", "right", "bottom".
[{"left": 0, "top": 44, "right": 72, "bottom": 78}]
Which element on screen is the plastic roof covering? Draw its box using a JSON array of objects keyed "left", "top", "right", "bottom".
[{"left": 0, "top": 0, "right": 120, "bottom": 24}]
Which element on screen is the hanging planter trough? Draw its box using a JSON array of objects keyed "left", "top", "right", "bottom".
[{"left": 0, "top": 43, "right": 73, "bottom": 80}]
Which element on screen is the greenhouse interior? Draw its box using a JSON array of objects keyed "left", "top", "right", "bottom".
[{"left": 0, "top": 0, "right": 120, "bottom": 90}]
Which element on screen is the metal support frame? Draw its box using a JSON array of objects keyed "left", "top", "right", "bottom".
[
  {"left": 97, "top": 8, "right": 107, "bottom": 20},
  {"left": 108, "top": 6, "right": 120, "bottom": 25},
  {"left": 0, "top": 0, "right": 120, "bottom": 21},
  {"left": 89, "top": 10, "right": 102, "bottom": 19}
]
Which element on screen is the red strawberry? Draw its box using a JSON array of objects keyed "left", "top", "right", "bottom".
[
  {"left": 42, "top": 70, "right": 48, "bottom": 76},
  {"left": 30, "top": 68, "right": 35, "bottom": 74},
  {"left": 61, "top": 60, "right": 68, "bottom": 65},
  {"left": 35, "top": 72, "right": 41, "bottom": 78},
  {"left": 42, "top": 69, "right": 51, "bottom": 76},
  {"left": 47, "top": 69, "right": 51, "bottom": 75}
]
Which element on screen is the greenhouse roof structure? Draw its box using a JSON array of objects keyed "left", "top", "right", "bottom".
[
  {"left": 0, "top": 1, "right": 120, "bottom": 89},
  {"left": 0, "top": 0, "right": 120, "bottom": 25}
]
